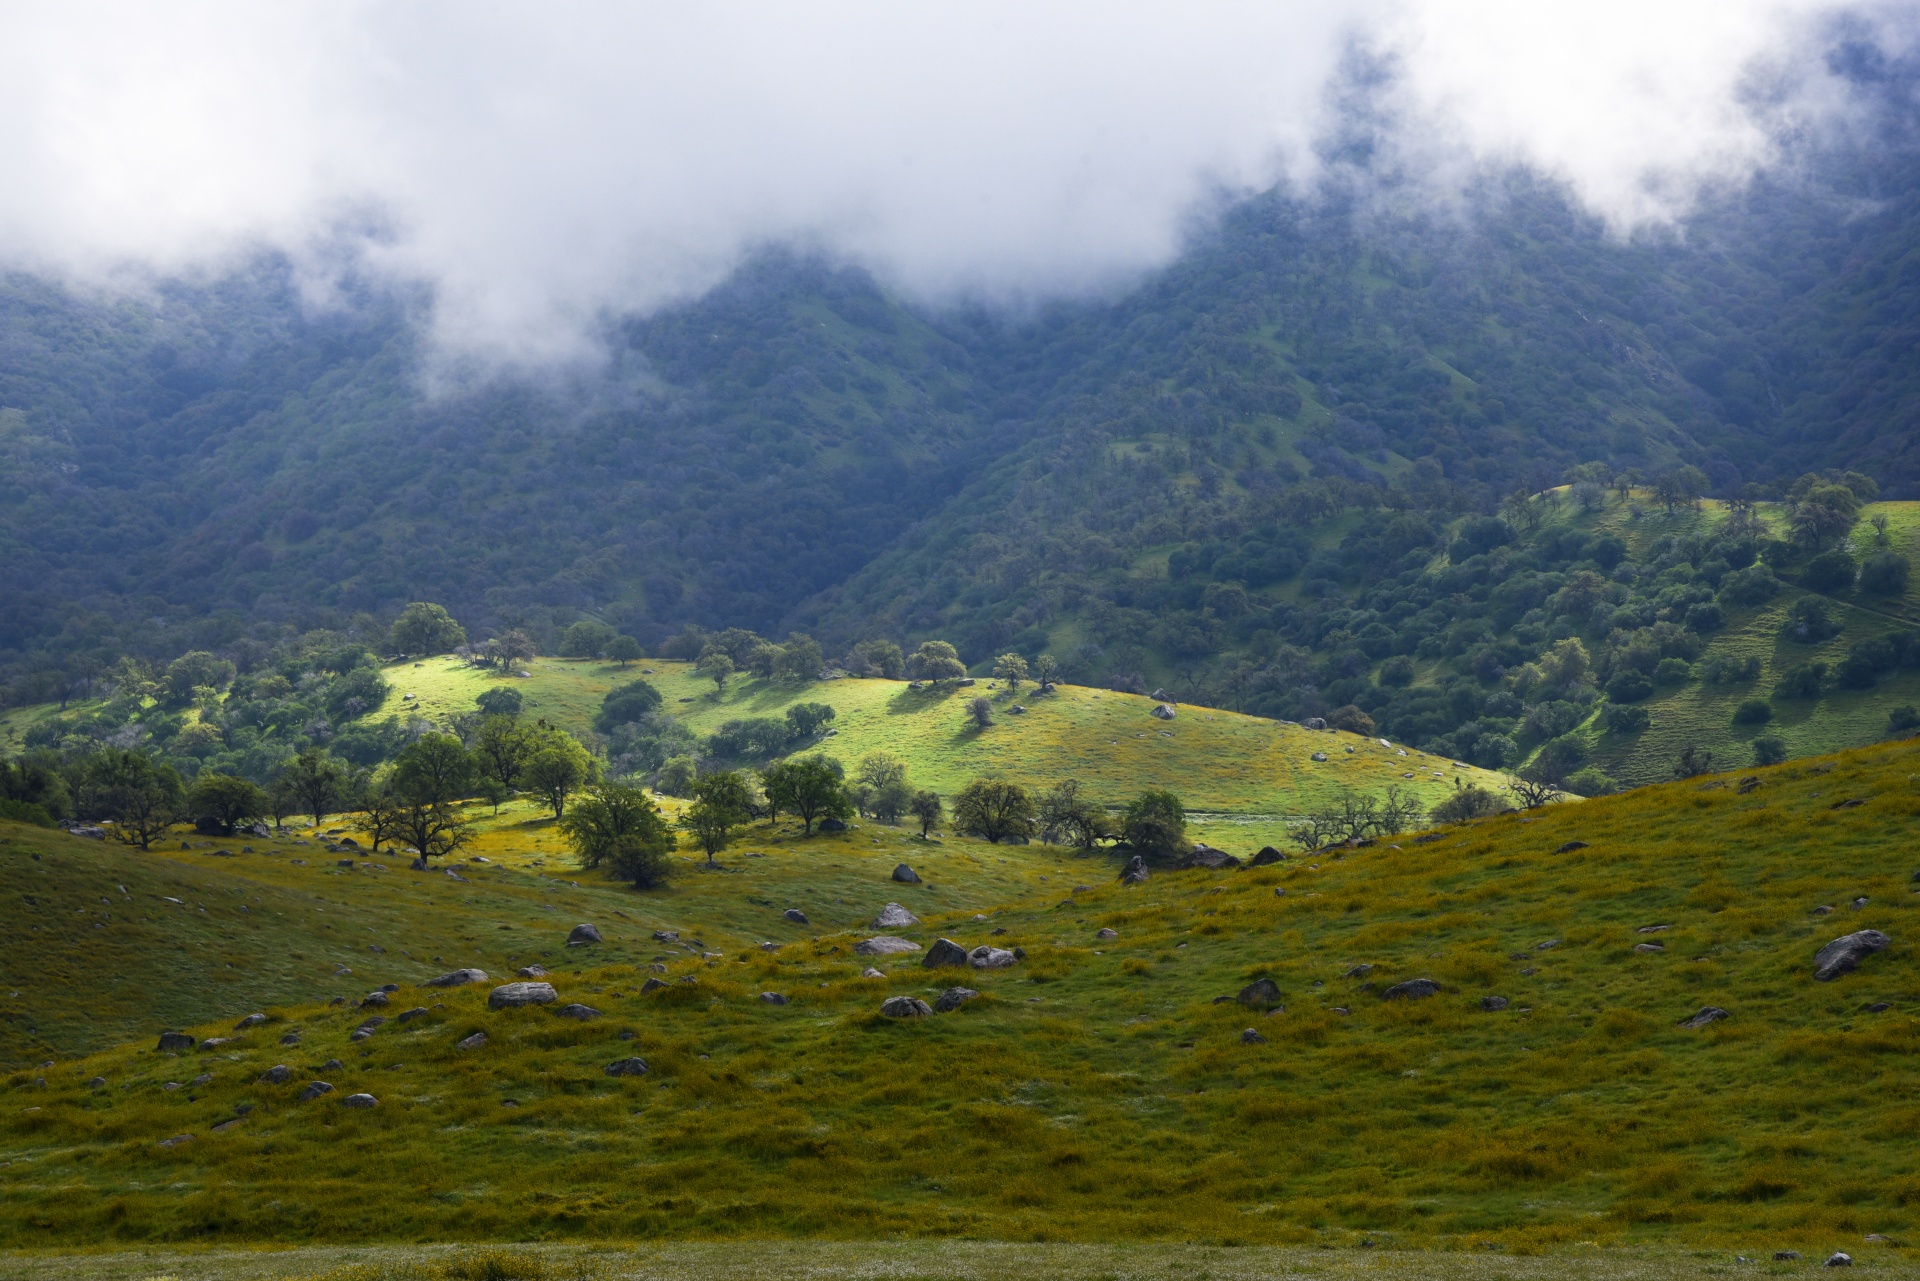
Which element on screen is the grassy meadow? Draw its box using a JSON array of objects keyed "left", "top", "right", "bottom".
[{"left": 2, "top": 736, "right": 1917, "bottom": 1261}]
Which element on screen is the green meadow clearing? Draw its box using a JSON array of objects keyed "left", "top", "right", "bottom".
[{"left": 2, "top": 737, "right": 1916, "bottom": 1263}]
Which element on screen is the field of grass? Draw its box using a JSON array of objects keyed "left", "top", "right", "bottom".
[{"left": 3, "top": 737, "right": 1917, "bottom": 1257}]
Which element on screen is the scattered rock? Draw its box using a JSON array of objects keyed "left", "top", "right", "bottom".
[
  {"left": 156, "top": 1031, "right": 195, "bottom": 1053},
  {"left": 872, "top": 902, "right": 920, "bottom": 929},
  {"left": 856, "top": 936, "right": 922, "bottom": 956},
  {"left": 1304, "top": 717, "right": 1327, "bottom": 731},
  {"left": 605, "top": 1057, "right": 649, "bottom": 1077},
  {"left": 197, "top": 1037, "right": 231, "bottom": 1051},
  {"left": 1865, "top": 1234, "right": 1893, "bottom": 1244},
  {"left": 556, "top": 1004, "right": 601, "bottom": 1020},
  {"left": 567, "top": 923, "right": 603, "bottom": 945},
  {"left": 1634, "top": 942, "right": 1665, "bottom": 953},
  {"left": 819, "top": 817, "right": 849, "bottom": 832},
  {"left": 426, "top": 968, "right": 489, "bottom": 988},
  {"left": 1678, "top": 1006, "right": 1728, "bottom": 1030},
  {"left": 1177, "top": 845, "right": 1241, "bottom": 870},
  {"left": 1814, "top": 930, "right": 1891, "bottom": 982},
  {"left": 1826, "top": 1252, "right": 1852, "bottom": 1267},
  {"left": 1248, "top": 846, "right": 1286, "bottom": 866},
  {"left": 1867, "top": 1002, "right": 1892, "bottom": 1013},
  {"left": 881, "top": 996, "right": 933, "bottom": 1019},
  {"left": 651, "top": 930, "right": 679, "bottom": 943},
  {"left": 783, "top": 908, "right": 810, "bottom": 924},
  {"left": 1554, "top": 841, "right": 1589, "bottom": 853},
  {"left": 1241, "top": 1028, "right": 1267, "bottom": 1045},
  {"left": 1480, "top": 996, "right": 1509, "bottom": 1011},
  {"left": 1851, "top": 896, "right": 1869, "bottom": 909},
  {"left": 1239, "top": 978, "right": 1283, "bottom": 1008},
  {"left": 1009, "top": 704, "right": 1026, "bottom": 714},
  {"left": 189, "top": 1072, "right": 212, "bottom": 1086},
  {"left": 488, "top": 981, "right": 558, "bottom": 1009},
  {"left": 1095, "top": 927, "right": 1118, "bottom": 940},
  {"left": 456, "top": 1032, "right": 488, "bottom": 1051},
  {"left": 1637, "top": 924, "right": 1670, "bottom": 934},
  {"left": 341, "top": 1093, "right": 378, "bottom": 1109},
  {"left": 1774, "top": 1252, "right": 1801, "bottom": 1261},
  {"left": 233, "top": 1013, "right": 269, "bottom": 1030},
  {"left": 934, "top": 987, "right": 979, "bottom": 1013},
  {"left": 89, "top": 1076, "right": 105, "bottom": 1089},
  {"left": 157, "top": 1133, "right": 194, "bottom": 1149},
  {"left": 969, "top": 945, "right": 1018, "bottom": 969},
  {"left": 1151, "top": 704, "right": 1176, "bottom": 720},
  {"left": 923, "top": 938, "right": 971, "bottom": 968},
  {"left": 1383, "top": 978, "right": 1441, "bottom": 1000},
  {"left": 891, "top": 864, "right": 922, "bottom": 884},
  {"left": 759, "top": 992, "right": 789, "bottom": 1005},
  {"left": 259, "top": 1065, "right": 291, "bottom": 1084},
  {"left": 1149, "top": 688, "right": 1171, "bottom": 701},
  {"left": 517, "top": 965, "right": 549, "bottom": 978},
  {"left": 1310, "top": 751, "right": 1329, "bottom": 762},
  {"left": 298, "top": 1081, "right": 335, "bottom": 1102},
  {"left": 360, "top": 992, "right": 390, "bottom": 1008},
  {"left": 1118, "top": 855, "right": 1149, "bottom": 886},
  {"left": 1342, "top": 964, "right": 1374, "bottom": 979}
]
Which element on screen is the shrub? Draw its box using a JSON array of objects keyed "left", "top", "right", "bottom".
[
  {"left": 1328, "top": 704, "right": 1375, "bottom": 734},
  {"left": 1684, "top": 602, "right": 1725, "bottom": 633},
  {"left": 1860, "top": 551, "right": 1911, "bottom": 596},
  {"left": 1783, "top": 597, "right": 1841, "bottom": 644},
  {"left": 1430, "top": 784, "right": 1506, "bottom": 824},
  {"left": 558, "top": 619, "right": 615, "bottom": 658},
  {"left": 784, "top": 703, "right": 835, "bottom": 738},
  {"left": 1732, "top": 698, "right": 1773, "bottom": 726},
  {"left": 1606, "top": 704, "right": 1650, "bottom": 734},
  {"left": 1752, "top": 735, "right": 1788, "bottom": 766},
  {"left": 0, "top": 797, "right": 55, "bottom": 827},
  {"left": 967, "top": 696, "right": 994, "bottom": 729},
  {"left": 1563, "top": 767, "right": 1617, "bottom": 797},
  {"left": 1773, "top": 662, "right": 1827, "bottom": 700},
  {"left": 1653, "top": 657, "right": 1693, "bottom": 685},
  {"left": 1606, "top": 671, "right": 1653, "bottom": 703},
  {"left": 1717, "top": 565, "right": 1780, "bottom": 607},
  {"left": 1121, "top": 790, "right": 1187, "bottom": 860},
  {"left": 1889, "top": 706, "right": 1920, "bottom": 736},
  {"left": 1800, "top": 548, "right": 1857, "bottom": 593},
  {"left": 1700, "top": 654, "right": 1761, "bottom": 684},
  {"left": 1533, "top": 734, "right": 1589, "bottom": 781},
  {"left": 1378, "top": 655, "right": 1415, "bottom": 687}
]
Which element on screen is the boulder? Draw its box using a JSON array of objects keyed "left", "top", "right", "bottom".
[
  {"left": 341, "top": 1093, "right": 378, "bottom": 1109},
  {"left": 1118, "top": 855, "right": 1149, "bottom": 886},
  {"left": 968, "top": 945, "right": 1019, "bottom": 969},
  {"left": 759, "top": 992, "right": 789, "bottom": 1005},
  {"left": 881, "top": 996, "right": 933, "bottom": 1019},
  {"left": 158, "top": 1133, "right": 194, "bottom": 1149},
  {"left": 1238, "top": 978, "right": 1283, "bottom": 1008},
  {"left": 456, "top": 1032, "right": 488, "bottom": 1051},
  {"left": 517, "top": 965, "right": 549, "bottom": 978},
  {"left": 1151, "top": 704, "right": 1176, "bottom": 720},
  {"left": 1304, "top": 717, "right": 1328, "bottom": 731},
  {"left": 1383, "top": 978, "right": 1441, "bottom": 1000},
  {"left": 89, "top": 1076, "right": 105, "bottom": 1089},
  {"left": 259, "top": 1065, "right": 291, "bottom": 1084},
  {"left": 233, "top": 1013, "right": 269, "bottom": 1030},
  {"left": 1826, "top": 1253, "right": 1852, "bottom": 1268},
  {"left": 556, "top": 1004, "right": 601, "bottom": 1020},
  {"left": 1634, "top": 942, "right": 1665, "bottom": 953},
  {"left": 782, "top": 908, "right": 810, "bottom": 924},
  {"left": 1249, "top": 846, "right": 1286, "bottom": 866},
  {"left": 640, "top": 978, "right": 668, "bottom": 993},
  {"left": 567, "top": 923, "right": 603, "bottom": 945},
  {"left": 651, "top": 930, "right": 679, "bottom": 943},
  {"left": 872, "top": 902, "right": 920, "bottom": 929},
  {"left": 1678, "top": 1006, "right": 1728, "bottom": 1030},
  {"left": 298, "top": 1081, "right": 335, "bottom": 1102},
  {"left": 1241, "top": 1028, "right": 1267, "bottom": 1045},
  {"left": 1814, "top": 930, "right": 1891, "bottom": 981},
  {"left": 360, "top": 992, "right": 390, "bottom": 1008},
  {"left": 1343, "top": 964, "right": 1374, "bottom": 979},
  {"left": 1149, "top": 688, "right": 1172, "bottom": 701},
  {"left": 934, "top": 987, "right": 978, "bottom": 1013},
  {"left": 1177, "top": 845, "right": 1241, "bottom": 870},
  {"left": 197, "top": 1037, "right": 231, "bottom": 1051},
  {"left": 1480, "top": 996, "right": 1509, "bottom": 1011},
  {"left": 923, "top": 938, "right": 971, "bottom": 968},
  {"left": 1310, "top": 752, "right": 1329, "bottom": 763},
  {"left": 862, "top": 967, "right": 886, "bottom": 978},
  {"left": 856, "top": 936, "right": 922, "bottom": 956},
  {"left": 605, "top": 1057, "right": 649, "bottom": 1077},
  {"left": 427, "top": 968, "right": 489, "bottom": 988},
  {"left": 156, "top": 1032, "right": 195, "bottom": 1053},
  {"left": 819, "top": 817, "right": 849, "bottom": 832},
  {"left": 488, "top": 981, "right": 558, "bottom": 1009},
  {"left": 891, "top": 864, "right": 922, "bottom": 884},
  {"left": 397, "top": 1007, "right": 430, "bottom": 1023},
  {"left": 1095, "top": 928, "right": 1118, "bottom": 940},
  {"left": 1555, "top": 840, "right": 1589, "bottom": 853}
]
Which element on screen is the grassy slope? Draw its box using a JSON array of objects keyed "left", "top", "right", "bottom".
[{"left": 3, "top": 738, "right": 1917, "bottom": 1255}]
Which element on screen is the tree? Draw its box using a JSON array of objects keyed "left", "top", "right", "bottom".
[
  {"left": 485, "top": 630, "right": 537, "bottom": 672},
  {"left": 1429, "top": 783, "right": 1506, "bottom": 825},
  {"left": 607, "top": 635, "right": 644, "bottom": 667},
  {"left": 1652, "top": 466, "right": 1708, "bottom": 514},
  {"left": 1752, "top": 735, "right": 1788, "bottom": 766},
  {"left": 473, "top": 715, "right": 536, "bottom": 790},
  {"left": 266, "top": 773, "right": 300, "bottom": 830},
  {"left": 85, "top": 750, "right": 183, "bottom": 850},
  {"left": 762, "top": 755, "right": 850, "bottom": 835},
  {"left": 476, "top": 776, "right": 510, "bottom": 815},
  {"left": 967, "top": 696, "right": 994, "bottom": 729},
  {"left": 1861, "top": 552, "right": 1911, "bottom": 595},
  {"left": 475, "top": 687, "right": 524, "bottom": 718},
  {"left": 696, "top": 650, "right": 735, "bottom": 694},
  {"left": 856, "top": 752, "right": 906, "bottom": 793},
  {"left": 1672, "top": 745, "right": 1715, "bottom": 779},
  {"left": 773, "top": 633, "right": 824, "bottom": 684},
  {"left": 849, "top": 639, "right": 905, "bottom": 679},
  {"left": 681, "top": 770, "right": 753, "bottom": 867},
  {"left": 188, "top": 773, "right": 268, "bottom": 833},
  {"left": 561, "top": 781, "right": 675, "bottom": 888},
  {"left": 952, "top": 778, "right": 1035, "bottom": 844},
  {"left": 559, "top": 620, "right": 615, "bottom": 659},
  {"left": 908, "top": 789, "right": 944, "bottom": 838},
  {"left": 907, "top": 640, "right": 967, "bottom": 683},
  {"left": 654, "top": 755, "right": 697, "bottom": 797},
  {"left": 1033, "top": 653, "right": 1059, "bottom": 690},
  {"left": 1788, "top": 481, "right": 1862, "bottom": 548},
  {"left": 160, "top": 651, "right": 236, "bottom": 709},
  {"left": 595, "top": 679, "right": 663, "bottom": 732},
  {"left": 521, "top": 730, "right": 597, "bottom": 819},
  {"left": 359, "top": 784, "right": 406, "bottom": 853},
  {"left": 390, "top": 602, "right": 467, "bottom": 656},
  {"left": 872, "top": 778, "right": 912, "bottom": 825},
  {"left": 396, "top": 795, "right": 470, "bottom": 866},
  {"left": 1038, "top": 779, "right": 1107, "bottom": 850},
  {"left": 785, "top": 702, "right": 835, "bottom": 738},
  {"left": 1509, "top": 772, "right": 1563, "bottom": 809},
  {"left": 281, "top": 748, "right": 347, "bottom": 827},
  {"left": 993, "top": 653, "right": 1029, "bottom": 690},
  {"left": 1121, "top": 789, "right": 1186, "bottom": 860},
  {"left": 392, "top": 734, "right": 475, "bottom": 806},
  {"left": 1732, "top": 698, "right": 1772, "bottom": 726}
]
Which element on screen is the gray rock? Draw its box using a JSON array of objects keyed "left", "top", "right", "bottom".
[
  {"left": 640, "top": 978, "right": 668, "bottom": 993},
  {"left": 1678, "top": 1006, "right": 1728, "bottom": 1030},
  {"left": 1554, "top": 841, "right": 1589, "bottom": 853},
  {"left": 1535, "top": 939, "right": 1561, "bottom": 951},
  {"left": 341, "top": 1093, "right": 377, "bottom": 1109},
  {"left": 360, "top": 992, "right": 390, "bottom": 1008},
  {"left": 1177, "top": 845, "right": 1241, "bottom": 870},
  {"left": 189, "top": 1072, "right": 212, "bottom": 1087},
  {"left": 882, "top": 995, "right": 933, "bottom": 1019},
  {"left": 233, "top": 1013, "right": 269, "bottom": 1030},
  {"left": 934, "top": 986, "right": 979, "bottom": 1013},
  {"left": 759, "top": 992, "right": 789, "bottom": 1005},
  {"left": 605, "top": 1057, "right": 649, "bottom": 1077},
  {"left": 517, "top": 965, "right": 549, "bottom": 978},
  {"left": 1815, "top": 930, "right": 1891, "bottom": 981},
  {"left": 1095, "top": 928, "right": 1118, "bottom": 940},
  {"left": 1343, "top": 964, "right": 1374, "bottom": 979},
  {"left": 298, "top": 1081, "right": 335, "bottom": 1102},
  {"left": 1383, "top": 978, "right": 1441, "bottom": 1000},
  {"left": 1241, "top": 1028, "right": 1267, "bottom": 1044},
  {"left": 1774, "top": 1252, "right": 1801, "bottom": 1261},
  {"left": 156, "top": 1031, "right": 195, "bottom": 1053},
  {"left": 89, "top": 1076, "right": 105, "bottom": 1089},
  {"left": 259, "top": 1065, "right": 291, "bottom": 1084},
  {"left": 1238, "top": 978, "right": 1283, "bottom": 1008},
  {"left": 1150, "top": 688, "right": 1172, "bottom": 701},
  {"left": 651, "top": 930, "right": 678, "bottom": 943},
  {"left": 397, "top": 1007, "right": 430, "bottom": 1022},
  {"left": 567, "top": 923, "right": 603, "bottom": 945},
  {"left": 1119, "top": 855, "right": 1149, "bottom": 885},
  {"left": 157, "top": 1133, "right": 193, "bottom": 1148},
  {"left": 861, "top": 967, "right": 885, "bottom": 978},
  {"left": 556, "top": 1004, "right": 600, "bottom": 1020},
  {"left": 873, "top": 902, "right": 920, "bottom": 929},
  {"left": 1634, "top": 942, "right": 1665, "bottom": 953},
  {"left": 782, "top": 908, "right": 809, "bottom": 924},
  {"left": 426, "top": 967, "right": 489, "bottom": 987},
  {"left": 455, "top": 1032, "right": 488, "bottom": 1050},
  {"left": 923, "top": 938, "right": 971, "bottom": 968},
  {"left": 891, "top": 864, "right": 922, "bottom": 884},
  {"left": 1304, "top": 717, "right": 1328, "bottom": 731},
  {"left": 1310, "top": 751, "right": 1329, "bottom": 762},
  {"left": 197, "top": 1037, "right": 231, "bottom": 1051},
  {"left": 1248, "top": 846, "right": 1286, "bottom": 866},
  {"left": 968, "top": 945, "right": 1018, "bottom": 969},
  {"left": 1480, "top": 996, "right": 1509, "bottom": 1011},
  {"left": 856, "top": 936, "right": 922, "bottom": 956},
  {"left": 488, "top": 981, "right": 558, "bottom": 1009},
  {"left": 1826, "top": 1253, "right": 1852, "bottom": 1267},
  {"left": 819, "top": 817, "right": 848, "bottom": 832},
  {"left": 1151, "top": 704, "right": 1176, "bottom": 720}
]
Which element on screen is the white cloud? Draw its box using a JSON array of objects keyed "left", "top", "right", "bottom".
[{"left": 0, "top": 2, "right": 1899, "bottom": 363}]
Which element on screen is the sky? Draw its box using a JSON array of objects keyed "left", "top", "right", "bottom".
[{"left": 0, "top": 2, "right": 1906, "bottom": 365}]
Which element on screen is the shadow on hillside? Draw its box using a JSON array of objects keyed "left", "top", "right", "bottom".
[{"left": 885, "top": 684, "right": 959, "bottom": 716}]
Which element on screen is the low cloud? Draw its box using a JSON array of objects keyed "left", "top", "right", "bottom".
[{"left": 0, "top": 2, "right": 1902, "bottom": 363}]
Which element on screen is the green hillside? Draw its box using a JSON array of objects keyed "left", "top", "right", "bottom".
[{"left": 2, "top": 736, "right": 1916, "bottom": 1260}]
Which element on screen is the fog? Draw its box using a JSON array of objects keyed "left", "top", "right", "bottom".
[{"left": 0, "top": 2, "right": 1904, "bottom": 363}]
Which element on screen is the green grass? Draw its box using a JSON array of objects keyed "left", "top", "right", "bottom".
[{"left": 4, "top": 738, "right": 1919, "bottom": 1254}]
